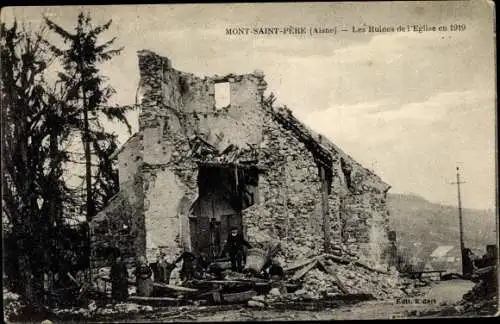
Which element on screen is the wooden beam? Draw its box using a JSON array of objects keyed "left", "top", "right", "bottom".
[
  {"left": 354, "top": 260, "right": 389, "bottom": 274},
  {"left": 323, "top": 254, "right": 352, "bottom": 265},
  {"left": 128, "top": 295, "right": 179, "bottom": 302},
  {"left": 153, "top": 282, "right": 199, "bottom": 293},
  {"left": 284, "top": 257, "right": 317, "bottom": 273},
  {"left": 192, "top": 279, "right": 266, "bottom": 286},
  {"left": 222, "top": 290, "right": 258, "bottom": 303},
  {"left": 290, "top": 259, "right": 318, "bottom": 281},
  {"left": 320, "top": 166, "right": 331, "bottom": 253},
  {"left": 317, "top": 260, "right": 350, "bottom": 294}
]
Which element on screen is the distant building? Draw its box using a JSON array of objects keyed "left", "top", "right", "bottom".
[{"left": 426, "top": 245, "right": 460, "bottom": 272}]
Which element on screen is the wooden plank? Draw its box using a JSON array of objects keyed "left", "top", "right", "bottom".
[
  {"left": 323, "top": 254, "right": 352, "bottom": 265},
  {"left": 222, "top": 290, "right": 257, "bottom": 303},
  {"left": 284, "top": 257, "right": 317, "bottom": 273},
  {"left": 316, "top": 259, "right": 329, "bottom": 274},
  {"left": 354, "top": 260, "right": 388, "bottom": 274},
  {"left": 290, "top": 259, "right": 318, "bottom": 281},
  {"left": 66, "top": 272, "right": 80, "bottom": 287},
  {"left": 254, "top": 282, "right": 271, "bottom": 288},
  {"left": 317, "top": 260, "right": 350, "bottom": 294},
  {"left": 320, "top": 166, "right": 330, "bottom": 252},
  {"left": 340, "top": 249, "right": 358, "bottom": 257},
  {"left": 193, "top": 280, "right": 248, "bottom": 285},
  {"left": 196, "top": 288, "right": 223, "bottom": 298},
  {"left": 325, "top": 293, "right": 375, "bottom": 301},
  {"left": 408, "top": 270, "right": 445, "bottom": 274},
  {"left": 129, "top": 295, "right": 179, "bottom": 302},
  {"left": 193, "top": 279, "right": 268, "bottom": 285},
  {"left": 474, "top": 266, "right": 495, "bottom": 275},
  {"left": 153, "top": 282, "right": 199, "bottom": 293},
  {"left": 328, "top": 249, "right": 343, "bottom": 257}
]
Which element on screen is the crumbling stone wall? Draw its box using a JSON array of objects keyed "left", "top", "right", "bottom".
[
  {"left": 330, "top": 154, "right": 391, "bottom": 263},
  {"left": 185, "top": 74, "right": 266, "bottom": 150},
  {"left": 90, "top": 172, "right": 145, "bottom": 267},
  {"left": 137, "top": 51, "right": 195, "bottom": 262},
  {"left": 244, "top": 104, "right": 391, "bottom": 264},
  {"left": 116, "top": 133, "right": 142, "bottom": 186},
  {"left": 243, "top": 109, "right": 325, "bottom": 261},
  {"left": 136, "top": 51, "right": 268, "bottom": 262},
  {"left": 91, "top": 50, "right": 392, "bottom": 268},
  {"left": 143, "top": 168, "right": 182, "bottom": 260}
]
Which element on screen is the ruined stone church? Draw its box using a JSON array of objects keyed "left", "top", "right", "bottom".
[{"left": 90, "top": 50, "right": 392, "bottom": 267}]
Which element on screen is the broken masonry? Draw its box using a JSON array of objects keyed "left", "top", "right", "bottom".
[{"left": 89, "top": 50, "right": 393, "bottom": 273}]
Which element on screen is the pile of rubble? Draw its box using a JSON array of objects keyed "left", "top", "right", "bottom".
[
  {"left": 244, "top": 249, "right": 419, "bottom": 309},
  {"left": 93, "top": 266, "right": 137, "bottom": 296},
  {"left": 333, "top": 263, "right": 405, "bottom": 299},
  {"left": 3, "top": 288, "right": 62, "bottom": 322},
  {"left": 418, "top": 270, "right": 498, "bottom": 317},
  {"left": 247, "top": 286, "right": 286, "bottom": 308},
  {"left": 302, "top": 268, "right": 343, "bottom": 298},
  {"left": 52, "top": 302, "right": 154, "bottom": 319},
  {"left": 3, "top": 288, "right": 25, "bottom": 321},
  {"left": 451, "top": 265, "right": 498, "bottom": 316},
  {"left": 281, "top": 252, "right": 410, "bottom": 301},
  {"left": 224, "top": 270, "right": 249, "bottom": 281},
  {"left": 452, "top": 293, "right": 498, "bottom": 316},
  {"left": 87, "top": 238, "right": 424, "bottom": 312}
]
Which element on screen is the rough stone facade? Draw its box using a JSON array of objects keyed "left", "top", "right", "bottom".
[{"left": 90, "top": 50, "right": 392, "bottom": 268}]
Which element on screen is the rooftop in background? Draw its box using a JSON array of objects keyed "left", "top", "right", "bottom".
[{"left": 430, "top": 245, "right": 456, "bottom": 258}]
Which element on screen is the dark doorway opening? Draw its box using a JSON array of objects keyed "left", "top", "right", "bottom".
[{"left": 189, "top": 164, "right": 258, "bottom": 259}]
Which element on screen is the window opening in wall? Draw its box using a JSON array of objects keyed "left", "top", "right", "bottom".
[{"left": 214, "top": 82, "right": 230, "bottom": 110}]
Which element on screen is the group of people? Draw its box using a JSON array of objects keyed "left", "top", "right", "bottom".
[
  {"left": 109, "top": 250, "right": 205, "bottom": 301},
  {"left": 109, "top": 251, "right": 161, "bottom": 301},
  {"left": 109, "top": 227, "right": 258, "bottom": 301}
]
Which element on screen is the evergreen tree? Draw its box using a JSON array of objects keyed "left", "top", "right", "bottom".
[
  {"left": 44, "top": 12, "right": 131, "bottom": 221},
  {"left": 1, "top": 20, "right": 69, "bottom": 303}
]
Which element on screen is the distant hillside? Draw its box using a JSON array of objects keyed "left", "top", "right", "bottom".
[{"left": 387, "top": 193, "right": 497, "bottom": 256}]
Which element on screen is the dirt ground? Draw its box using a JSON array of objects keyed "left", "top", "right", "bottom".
[
  {"left": 8, "top": 279, "right": 489, "bottom": 322},
  {"left": 103, "top": 279, "right": 480, "bottom": 322}
]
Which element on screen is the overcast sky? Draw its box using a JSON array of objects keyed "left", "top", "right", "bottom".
[{"left": 2, "top": 2, "right": 496, "bottom": 210}]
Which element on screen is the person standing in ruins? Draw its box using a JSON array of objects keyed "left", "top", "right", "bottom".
[
  {"left": 110, "top": 250, "right": 129, "bottom": 301},
  {"left": 194, "top": 252, "right": 211, "bottom": 279},
  {"left": 173, "top": 251, "right": 198, "bottom": 282},
  {"left": 223, "top": 226, "right": 252, "bottom": 272},
  {"left": 157, "top": 254, "right": 175, "bottom": 284},
  {"left": 134, "top": 256, "right": 153, "bottom": 297},
  {"left": 462, "top": 248, "right": 475, "bottom": 279},
  {"left": 476, "top": 244, "right": 498, "bottom": 268}
]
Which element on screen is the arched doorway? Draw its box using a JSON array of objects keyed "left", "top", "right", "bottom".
[{"left": 189, "top": 164, "right": 258, "bottom": 259}]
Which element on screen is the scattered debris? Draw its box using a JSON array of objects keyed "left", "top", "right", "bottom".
[
  {"left": 354, "top": 260, "right": 389, "bottom": 274},
  {"left": 3, "top": 288, "right": 25, "bottom": 321},
  {"left": 269, "top": 288, "right": 281, "bottom": 296},
  {"left": 247, "top": 300, "right": 266, "bottom": 308},
  {"left": 153, "top": 282, "right": 199, "bottom": 293},
  {"left": 222, "top": 290, "right": 258, "bottom": 304},
  {"left": 290, "top": 259, "right": 318, "bottom": 281},
  {"left": 283, "top": 252, "right": 409, "bottom": 300},
  {"left": 52, "top": 302, "right": 155, "bottom": 320}
]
